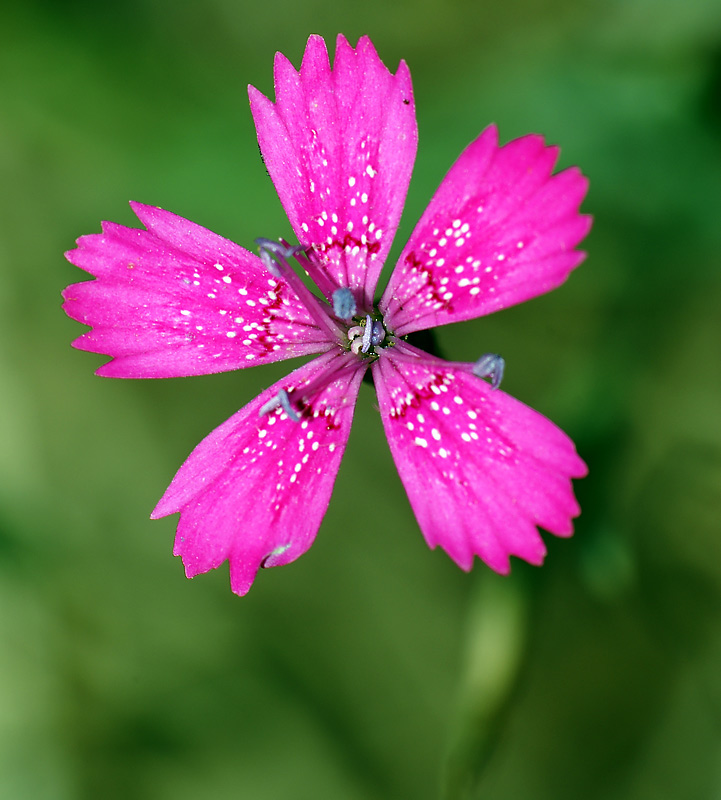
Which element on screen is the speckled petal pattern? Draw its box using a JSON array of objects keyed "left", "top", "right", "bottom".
[
  {"left": 153, "top": 350, "right": 365, "bottom": 595},
  {"left": 63, "top": 34, "right": 591, "bottom": 596},
  {"left": 381, "top": 125, "right": 591, "bottom": 336},
  {"left": 63, "top": 203, "right": 333, "bottom": 378},
  {"left": 250, "top": 34, "right": 417, "bottom": 311},
  {"left": 373, "top": 342, "right": 587, "bottom": 573}
]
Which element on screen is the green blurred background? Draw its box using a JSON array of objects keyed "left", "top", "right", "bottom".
[{"left": 2, "top": 0, "right": 721, "bottom": 797}]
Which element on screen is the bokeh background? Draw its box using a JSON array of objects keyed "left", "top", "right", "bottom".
[{"left": 2, "top": 0, "right": 721, "bottom": 797}]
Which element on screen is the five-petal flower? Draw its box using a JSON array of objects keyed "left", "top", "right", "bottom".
[{"left": 63, "top": 34, "right": 591, "bottom": 596}]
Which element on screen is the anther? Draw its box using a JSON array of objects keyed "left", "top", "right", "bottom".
[
  {"left": 370, "top": 319, "right": 386, "bottom": 347},
  {"left": 261, "top": 542, "right": 292, "bottom": 568},
  {"left": 255, "top": 238, "right": 304, "bottom": 277},
  {"left": 332, "top": 287, "right": 356, "bottom": 320},
  {"left": 473, "top": 353, "right": 505, "bottom": 389},
  {"left": 361, "top": 314, "right": 374, "bottom": 353},
  {"left": 253, "top": 237, "right": 344, "bottom": 341},
  {"left": 259, "top": 388, "right": 300, "bottom": 422}
]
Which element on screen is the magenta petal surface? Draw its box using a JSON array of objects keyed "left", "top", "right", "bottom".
[
  {"left": 249, "top": 34, "right": 417, "bottom": 310},
  {"left": 381, "top": 125, "right": 591, "bottom": 336},
  {"left": 373, "top": 343, "right": 586, "bottom": 573},
  {"left": 152, "top": 350, "right": 365, "bottom": 595},
  {"left": 63, "top": 203, "right": 333, "bottom": 378}
]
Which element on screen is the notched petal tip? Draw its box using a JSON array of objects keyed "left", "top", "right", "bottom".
[
  {"left": 149, "top": 352, "right": 365, "bottom": 596},
  {"left": 127, "top": 199, "right": 152, "bottom": 216},
  {"left": 251, "top": 30, "right": 418, "bottom": 309},
  {"left": 300, "top": 32, "right": 330, "bottom": 76},
  {"left": 374, "top": 350, "right": 585, "bottom": 578},
  {"left": 63, "top": 247, "right": 81, "bottom": 266},
  {"left": 382, "top": 121, "right": 591, "bottom": 335}
]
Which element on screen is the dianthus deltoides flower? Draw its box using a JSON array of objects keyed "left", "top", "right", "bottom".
[{"left": 63, "top": 34, "right": 591, "bottom": 596}]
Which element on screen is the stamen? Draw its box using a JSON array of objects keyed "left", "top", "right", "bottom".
[
  {"left": 361, "top": 314, "right": 373, "bottom": 353},
  {"left": 254, "top": 238, "right": 344, "bottom": 341},
  {"left": 347, "top": 316, "right": 386, "bottom": 356},
  {"left": 472, "top": 353, "right": 505, "bottom": 389},
  {"left": 332, "top": 287, "right": 357, "bottom": 320},
  {"left": 259, "top": 388, "right": 300, "bottom": 422},
  {"left": 261, "top": 542, "right": 292, "bottom": 568},
  {"left": 254, "top": 238, "right": 304, "bottom": 276},
  {"left": 370, "top": 319, "right": 386, "bottom": 347}
]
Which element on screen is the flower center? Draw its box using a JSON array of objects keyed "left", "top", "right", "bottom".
[
  {"left": 331, "top": 286, "right": 388, "bottom": 356},
  {"left": 255, "top": 242, "right": 392, "bottom": 360},
  {"left": 347, "top": 314, "right": 387, "bottom": 356}
]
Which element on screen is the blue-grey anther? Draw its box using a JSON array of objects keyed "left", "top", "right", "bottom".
[
  {"left": 255, "top": 238, "right": 303, "bottom": 277},
  {"left": 332, "top": 287, "right": 356, "bottom": 320},
  {"left": 369, "top": 319, "right": 386, "bottom": 347},
  {"left": 259, "top": 388, "right": 300, "bottom": 422},
  {"left": 473, "top": 353, "right": 505, "bottom": 389},
  {"left": 361, "top": 314, "right": 374, "bottom": 353}
]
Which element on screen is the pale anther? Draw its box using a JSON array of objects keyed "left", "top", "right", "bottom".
[
  {"left": 361, "top": 314, "right": 373, "bottom": 353},
  {"left": 261, "top": 542, "right": 292, "bottom": 568},
  {"left": 259, "top": 388, "right": 300, "bottom": 422},
  {"left": 369, "top": 319, "right": 386, "bottom": 347},
  {"left": 332, "top": 287, "right": 356, "bottom": 320},
  {"left": 255, "top": 238, "right": 304, "bottom": 277},
  {"left": 472, "top": 353, "right": 505, "bottom": 389}
]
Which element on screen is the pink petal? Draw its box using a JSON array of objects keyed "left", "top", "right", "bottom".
[
  {"left": 373, "top": 342, "right": 586, "bottom": 573},
  {"left": 152, "top": 350, "right": 365, "bottom": 596},
  {"left": 249, "top": 34, "right": 417, "bottom": 310},
  {"left": 380, "top": 125, "right": 591, "bottom": 336},
  {"left": 62, "top": 203, "right": 333, "bottom": 378}
]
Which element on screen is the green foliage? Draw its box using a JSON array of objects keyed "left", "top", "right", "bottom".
[{"left": 1, "top": 0, "right": 720, "bottom": 797}]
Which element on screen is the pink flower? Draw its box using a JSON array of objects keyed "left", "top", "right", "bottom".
[{"left": 63, "top": 34, "right": 591, "bottom": 596}]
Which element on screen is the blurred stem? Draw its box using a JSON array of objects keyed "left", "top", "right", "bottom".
[{"left": 442, "top": 575, "right": 528, "bottom": 799}]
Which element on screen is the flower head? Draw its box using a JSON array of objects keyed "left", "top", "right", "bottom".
[{"left": 63, "top": 34, "right": 591, "bottom": 596}]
